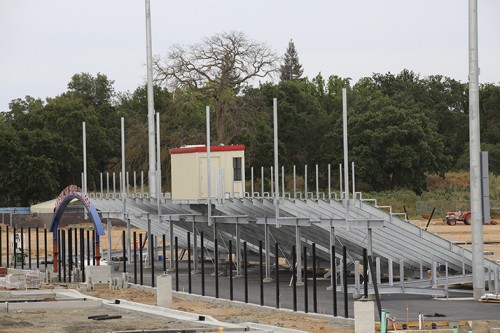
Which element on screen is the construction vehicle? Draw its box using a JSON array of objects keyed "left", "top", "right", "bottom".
[{"left": 444, "top": 210, "right": 471, "bottom": 226}]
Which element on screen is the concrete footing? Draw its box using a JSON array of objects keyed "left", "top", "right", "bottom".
[
  {"left": 354, "top": 300, "right": 374, "bottom": 333},
  {"left": 157, "top": 273, "right": 172, "bottom": 308},
  {"left": 85, "top": 265, "right": 112, "bottom": 284}
]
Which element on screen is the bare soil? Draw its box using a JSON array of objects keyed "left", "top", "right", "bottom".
[{"left": 82, "top": 284, "right": 353, "bottom": 333}]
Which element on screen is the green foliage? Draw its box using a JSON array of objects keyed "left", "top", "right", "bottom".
[
  {"left": 1, "top": 61, "right": 499, "bottom": 206},
  {"left": 350, "top": 78, "right": 450, "bottom": 194},
  {"left": 280, "top": 39, "right": 303, "bottom": 81}
]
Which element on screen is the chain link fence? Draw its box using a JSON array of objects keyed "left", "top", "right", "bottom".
[{"left": 416, "top": 200, "right": 500, "bottom": 217}]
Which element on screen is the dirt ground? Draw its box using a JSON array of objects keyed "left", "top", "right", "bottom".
[
  {"left": 414, "top": 217, "right": 500, "bottom": 262},
  {"left": 81, "top": 284, "right": 353, "bottom": 333}
]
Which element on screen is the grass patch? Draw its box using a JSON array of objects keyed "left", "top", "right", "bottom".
[{"left": 365, "top": 172, "right": 500, "bottom": 219}]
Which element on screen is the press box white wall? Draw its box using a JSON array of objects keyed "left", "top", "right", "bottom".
[{"left": 170, "top": 145, "right": 245, "bottom": 202}]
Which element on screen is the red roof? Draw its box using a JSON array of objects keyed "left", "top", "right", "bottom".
[{"left": 170, "top": 145, "right": 245, "bottom": 155}]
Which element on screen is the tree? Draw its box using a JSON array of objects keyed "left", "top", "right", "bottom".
[
  {"left": 154, "top": 31, "right": 279, "bottom": 144},
  {"left": 280, "top": 39, "right": 303, "bottom": 82},
  {"left": 350, "top": 78, "right": 450, "bottom": 194}
]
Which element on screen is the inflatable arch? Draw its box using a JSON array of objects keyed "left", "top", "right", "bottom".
[{"left": 49, "top": 185, "right": 105, "bottom": 272}]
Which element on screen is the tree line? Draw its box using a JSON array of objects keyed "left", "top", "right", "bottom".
[{"left": 1, "top": 32, "right": 499, "bottom": 206}]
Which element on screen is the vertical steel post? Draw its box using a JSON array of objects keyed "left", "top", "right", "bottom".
[
  {"left": 38, "top": 228, "right": 42, "bottom": 269},
  {"left": 156, "top": 111, "right": 161, "bottom": 228},
  {"left": 162, "top": 234, "right": 166, "bottom": 272},
  {"left": 150, "top": 234, "right": 155, "bottom": 287},
  {"left": 328, "top": 164, "right": 331, "bottom": 199},
  {"left": 352, "top": 161, "right": 356, "bottom": 198},
  {"left": 68, "top": 229, "right": 72, "bottom": 282},
  {"left": 292, "top": 245, "right": 297, "bottom": 311},
  {"left": 273, "top": 98, "right": 280, "bottom": 227},
  {"left": 44, "top": 228, "right": 48, "bottom": 271},
  {"left": 332, "top": 245, "right": 337, "bottom": 317},
  {"left": 235, "top": 220, "right": 241, "bottom": 275},
  {"left": 295, "top": 224, "right": 302, "bottom": 283},
  {"left": 304, "top": 246, "right": 308, "bottom": 313},
  {"left": 28, "top": 227, "right": 32, "bottom": 270},
  {"left": 169, "top": 217, "right": 174, "bottom": 270},
  {"left": 74, "top": 228, "right": 78, "bottom": 272},
  {"left": 206, "top": 106, "right": 212, "bottom": 226},
  {"left": 174, "top": 237, "right": 179, "bottom": 291},
  {"left": 315, "top": 164, "right": 319, "bottom": 200},
  {"left": 58, "top": 230, "right": 61, "bottom": 281},
  {"left": 469, "top": 0, "right": 485, "bottom": 300},
  {"left": 261, "top": 166, "right": 264, "bottom": 196},
  {"left": 229, "top": 240, "right": 233, "bottom": 300},
  {"left": 21, "top": 227, "right": 24, "bottom": 269},
  {"left": 304, "top": 165, "right": 308, "bottom": 198},
  {"left": 339, "top": 164, "right": 343, "bottom": 200},
  {"left": 140, "top": 233, "right": 144, "bottom": 285},
  {"left": 13, "top": 227, "right": 17, "bottom": 268},
  {"left": 251, "top": 167, "right": 254, "bottom": 197},
  {"left": 122, "top": 231, "right": 127, "bottom": 273},
  {"left": 363, "top": 248, "right": 368, "bottom": 298},
  {"left": 121, "top": 118, "right": 130, "bottom": 260},
  {"left": 342, "top": 88, "right": 349, "bottom": 230},
  {"left": 343, "top": 245, "right": 348, "bottom": 318},
  {"left": 62, "top": 230, "right": 66, "bottom": 283},
  {"left": 264, "top": 219, "right": 271, "bottom": 281},
  {"left": 6, "top": 226, "right": 9, "bottom": 268},
  {"left": 312, "top": 243, "right": 317, "bottom": 313},
  {"left": 293, "top": 165, "right": 296, "bottom": 199},
  {"left": 133, "top": 232, "right": 137, "bottom": 284},
  {"left": 281, "top": 166, "right": 285, "bottom": 200},
  {"left": 259, "top": 240, "right": 264, "bottom": 306},
  {"left": 107, "top": 217, "right": 112, "bottom": 263},
  {"left": 92, "top": 230, "right": 95, "bottom": 266},
  {"left": 80, "top": 229, "right": 84, "bottom": 281},
  {"left": 244, "top": 241, "right": 248, "bottom": 303},
  {"left": 275, "top": 242, "right": 279, "bottom": 308},
  {"left": 187, "top": 231, "right": 192, "bottom": 294},
  {"left": 82, "top": 122, "right": 87, "bottom": 194},
  {"left": 145, "top": 0, "right": 156, "bottom": 198},
  {"left": 213, "top": 237, "right": 217, "bottom": 297},
  {"left": 201, "top": 232, "right": 205, "bottom": 296},
  {"left": 192, "top": 221, "right": 198, "bottom": 272}
]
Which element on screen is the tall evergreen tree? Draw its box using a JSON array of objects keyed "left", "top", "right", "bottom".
[{"left": 280, "top": 39, "right": 303, "bottom": 81}]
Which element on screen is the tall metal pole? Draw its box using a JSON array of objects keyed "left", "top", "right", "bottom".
[
  {"left": 145, "top": 0, "right": 156, "bottom": 198},
  {"left": 156, "top": 112, "right": 162, "bottom": 229},
  {"left": 121, "top": 117, "right": 130, "bottom": 260},
  {"left": 82, "top": 122, "right": 87, "bottom": 194},
  {"left": 469, "top": 0, "right": 484, "bottom": 300},
  {"left": 342, "top": 88, "right": 349, "bottom": 229},
  {"left": 206, "top": 106, "right": 212, "bottom": 226},
  {"left": 273, "top": 98, "right": 280, "bottom": 227}
]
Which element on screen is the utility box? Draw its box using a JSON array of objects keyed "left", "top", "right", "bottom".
[{"left": 170, "top": 145, "right": 245, "bottom": 203}]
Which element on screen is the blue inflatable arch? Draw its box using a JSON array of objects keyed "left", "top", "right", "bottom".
[{"left": 49, "top": 185, "right": 105, "bottom": 271}]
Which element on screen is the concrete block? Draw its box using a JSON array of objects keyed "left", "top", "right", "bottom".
[
  {"left": 85, "top": 265, "right": 111, "bottom": 284},
  {"left": 157, "top": 274, "right": 172, "bottom": 308},
  {"left": 354, "top": 300, "right": 375, "bottom": 333},
  {"left": 122, "top": 272, "right": 129, "bottom": 289}
]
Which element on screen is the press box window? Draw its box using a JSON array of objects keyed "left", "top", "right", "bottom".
[{"left": 233, "top": 157, "right": 242, "bottom": 181}]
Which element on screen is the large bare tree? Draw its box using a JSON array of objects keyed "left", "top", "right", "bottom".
[{"left": 154, "top": 31, "right": 279, "bottom": 144}]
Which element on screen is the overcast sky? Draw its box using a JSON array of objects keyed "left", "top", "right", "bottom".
[{"left": 1, "top": 0, "right": 499, "bottom": 112}]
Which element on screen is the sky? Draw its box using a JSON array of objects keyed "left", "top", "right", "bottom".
[{"left": 1, "top": 0, "right": 499, "bottom": 112}]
